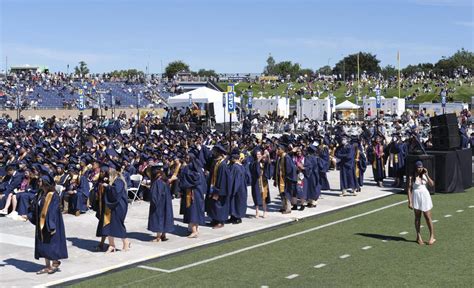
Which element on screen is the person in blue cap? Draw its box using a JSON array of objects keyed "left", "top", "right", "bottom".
[
  {"left": 250, "top": 148, "right": 269, "bottom": 218},
  {"left": 407, "top": 160, "right": 435, "bottom": 245},
  {"left": 303, "top": 144, "right": 321, "bottom": 207},
  {"left": 335, "top": 135, "right": 358, "bottom": 196},
  {"left": 206, "top": 144, "right": 229, "bottom": 229},
  {"left": 28, "top": 174, "right": 68, "bottom": 274},
  {"left": 227, "top": 148, "right": 248, "bottom": 224},
  {"left": 351, "top": 136, "right": 367, "bottom": 193},
  {"left": 371, "top": 135, "right": 386, "bottom": 187},
  {"left": 273, "top": 142, "right": 297, "bottom": 214},
  {"left": 102, "top": 162, "right": 131, "bottom": 253},
  {"left": 387, "top": 133, "right": 407, "bottom": 188},
  {"left": 147, "top": 164, "right": 174, "bottom": 242},
  {"left": 317, "top": 137, "right": 331, "bottom": 191},
  {"left": 179, "top": 152, "right": 207, "bottom": 238},
  {"left": 0, "top": 165, "right": 24, "bottom": 215}
]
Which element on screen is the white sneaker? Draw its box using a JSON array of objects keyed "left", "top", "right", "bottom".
[
  {"left": 7, "top": 211, "right": 18, "bottom": 218},
  {"left": 0, "top": 210, "right": 7, "bottom": 215},
  {"left": 14, "top": 215, "right": 27, "bottom": 222}
]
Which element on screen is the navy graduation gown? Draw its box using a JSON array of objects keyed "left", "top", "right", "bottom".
[
  {"left": 16, "top": 188, "right": 37, "bottom": 215},
  {"left": 318, "top": 146, "right": 331, "bottom": 190},
  {"left": 148, "top": 178, "right": 174, "bottom": 233},
  {"left": 372, "top": 144, "right": 386, "bottom": 182},
  {"left": 228, "top": 163, "right": 248, "bottom": 219},
  {"left": 179, "top": 162, "right": 206, "bottom": 225},
  {"left": 250, "top": 160, "right": 264, "bottom": 207},
  {"left": 103, "top": 178, "right": 128, "bottom": 238},
  {"left": 354, "top": 146, "right": 367, "bottom": 188},
  {"left": 69, "top": 175, "right": 90, "bottom": 212},
  {"left": 336, "top": 144, "right": 357, "bottom": 190},
  {"left": 274, "top": 153, "right": 297, "bottom": 199},
  {"left": 388, "top": 142, "right": 407, "bottom": 178},
  {"left": 303, "top": 155, "right": 321, "bottom": 201},
  {"left": 29, "top": 191, "right": 68, "bottom": 260},
  {"left": 206, "top": 158, "right": 229, "bottom": 223},
  {"left": 91, "top": 183, "right": 107, "bottom": 237}
]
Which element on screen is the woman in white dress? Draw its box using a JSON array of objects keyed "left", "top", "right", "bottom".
[{"left": 407, "top": 161, "right": 435, "bottom": 245}]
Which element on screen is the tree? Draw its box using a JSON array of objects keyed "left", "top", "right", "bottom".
[
  {"left": 381, "top": 65, "right": 398, "bottom": 78},
  {"left": 317, "top": 65, "right": 332, "bottom": 76},
  {"left": 108, "top": 69, "right": 144, "bottom": 79},
  {"left": 434, "top": 49, "right": 474, "bottom": 76},
  {"left": 298, "top": 68, "right": 314, "bottom": 77},
  {"left": 273, "top": 61, "right": 301, "bottom": 80},
  {"left": 197, "top": 69, "right": 218, "bottom": 78},
  {"left": 74, "top": 61, "right": 89, "bottom": 76},
  {"left": 165, "top": 60, "right": 190, "bottom": 79},
  {"left": 264, "top": 54, "right": 276, "bottom": 75},
  {"left": 333, "top": 52, "right": 381, "bottom": 79}
]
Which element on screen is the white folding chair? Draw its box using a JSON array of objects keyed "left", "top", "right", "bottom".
[{"left": 128, "top": 174, "right": 143, "bottom": 205}]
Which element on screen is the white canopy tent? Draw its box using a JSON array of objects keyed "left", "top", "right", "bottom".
[
  {"left": 335, "top": 100, "right": 360, "bottom": 110},
  {"left": 167, "top": 87, "right": 241, "bottom": 123}
]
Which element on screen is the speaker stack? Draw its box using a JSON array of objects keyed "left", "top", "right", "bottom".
[{"left": 429, "top": 113, "right": 460, "bottom": 150}]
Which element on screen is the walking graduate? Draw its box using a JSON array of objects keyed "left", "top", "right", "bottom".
[
  {"left": 371, "top": 135, "right": 386, "bottom": 187},
  {"left": 352, "top": 136, "right": 367, "bottom": 193},
  {"left": 206, "top": 144, "right": 229, "bottom": 229},
  {"left": 335, "top": 136, "right": 358, "bottom": 196},
  {"left": 387, "top": 133, "right": 407, "bottom": 188},
  {"left": 179, "top": 151, "right": 206, "bottom": 238},
  {"left": 318, "top": 138, "right": 331, "bottom": 191},
  {"left": 303, "top": 144, "right": 321, "bottom": 208},
  {"left": 274, "top": 143, "right": 297, "bottom": 214},
  {"left": 250, "top": 148, "right": 269, "bottom": 218},
  {"left": 147, "top": 164, "right": 174, "bottom": 242},
  {"left": 227, "top": 148, "right": 248, "bottom": 224},
  {"left": 28, "top": 175, "right": 68, "bottom": 275},
  {"left": 102, "top": 163, "right": 130, "bottom": 253}
]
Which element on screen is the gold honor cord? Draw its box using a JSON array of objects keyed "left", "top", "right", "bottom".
[
  {"left": 39, "top": 191, "right": 55, "bottom": 241},
  {"left": 355, "top": 149, "right": 360, "bottom": 178},
  {"left": 278, "top": 153, "right": 286, "bottom": 193},
  {"left": 186, "top": 188, "right": 193, "bottom": 208},
  {"left": 210, "top": 158, "right": 224, "bottom": 190}
]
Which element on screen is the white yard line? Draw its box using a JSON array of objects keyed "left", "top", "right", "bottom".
[
  {"left": 444, "top": 214, "right": 452, "bottom": 218},
  {"left": 456, "top": 210, "right": 463, "bottom": 213},
  {"left": 399, "top": 231, "right": 408, "bottom": 235},
  {"left": 362, "top": 246, "right": 372, "bottom": 250},
  {"left": 314, "top": 263, "right": 326, "bottom": 268},
  {"left": 339, "top": 254, "right": 350, "bottom": 259},
  {"left": 136, "top": 200, "right": 407, "bottom": 274},
  {"left": 286, "top": 274, "right": 299, "bottom": 279}
]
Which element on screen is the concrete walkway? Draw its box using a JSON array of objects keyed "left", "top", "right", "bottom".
[{"left": 0, "top": 170, "right": 401, "bottom": 287}]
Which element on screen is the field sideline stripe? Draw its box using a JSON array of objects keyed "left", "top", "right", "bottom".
[{"left": 138, "top": 199, "right": 408, "bottom": 274}]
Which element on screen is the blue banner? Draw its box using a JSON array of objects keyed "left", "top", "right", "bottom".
[{"left": 227, "top": 92, "right": 235, "bottom": 113}]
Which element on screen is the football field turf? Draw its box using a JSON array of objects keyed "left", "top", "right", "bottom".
[{"left": 68, "top": 189, "right": 474, "bottom": 288}]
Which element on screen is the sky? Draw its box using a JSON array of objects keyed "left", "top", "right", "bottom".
[{"left": 0, "top": 0, "right": 473, "bottom": 73}]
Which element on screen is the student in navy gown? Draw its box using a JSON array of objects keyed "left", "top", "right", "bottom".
[
  {"left": 250, "top": 148, "right": 269, "bottom": 218},
  {"left": 318, "top": 140, "right": 331, "bottom": 191},
  {"left": 68, "top": 163, "right": 91, "bottom": 216},
  {"left": 148, "top": 165, "right": 174, "bottom": 242},
  {"left": 28, "top": 176, "right": 68, "bottom": 275},
  {"left": 179, "top": 152, "right": 206, "bottom": 238},
  {"left": 304, "top": 145, "right": 321, "bottom": 208},
  {"left": 352, "top": 137, "right": 367, "bottom": 192},
  {"left": 102, "top": 165, "right": 130, "bottom": 253},
  {"left": 206, "top": 144, "right": 229, "bottom": 229},
  {"left": 90, "top": 165, "right": 109, "bottom": 251},
  {"left": 274, "top": 143, "right": 297, "bottom": 214},
  {"left": 227, "top": 148, "right": 248, "bottom": 224},
  {"left": 371, "top": 136, "right": 386, "bottom": 187},
  {"left": 335, "top": 136, "right": 358, "bottom": 196},
  {"left": 387, "top": 133, "right": 407, "bottom": 188}
]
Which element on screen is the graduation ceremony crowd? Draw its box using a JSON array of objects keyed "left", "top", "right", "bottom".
[{"left": 0, "top": 110, "right": 473, "bottom": 275}]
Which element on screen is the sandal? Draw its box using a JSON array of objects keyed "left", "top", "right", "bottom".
[
  {"left": 48, "top": 267, "right": 59, "bottom": 274},
  {"left": 36, "top": 268, "right": 50, "bottom": 275},
  {"left": 160, "top": 235, "right": 169, "bottom": 242},
  {"left": 53, "top": 261, "right": 61, "bottom": 268},
  {"left": 105, "top": 246, "right": 116, "bottom": 253}
]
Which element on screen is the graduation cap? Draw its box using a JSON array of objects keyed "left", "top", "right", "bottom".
[
  {"left": 212, "top": 144, "right": 227, "bottom": 155},
  {"left": 307, "top": 144, "right": 318, "bottom": 153}
]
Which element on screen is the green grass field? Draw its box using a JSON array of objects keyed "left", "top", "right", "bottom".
[
  {"left": 218, "top": 80, "right": 474, "bottom": 105},
  {"left": 70, "top": 189, "right": 474, "bottom": 288}
]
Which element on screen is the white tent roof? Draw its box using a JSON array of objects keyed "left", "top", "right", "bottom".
[
  {"left": 336, "top": 100, "right": 360, "bottom": 110},
  {"left": 167, "top": 87, "right": 240, "bottom": 105}
]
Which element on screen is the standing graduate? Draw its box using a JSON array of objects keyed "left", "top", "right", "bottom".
[
  {"left": 90, "top": 164, "right": 109, "bottom": 252},
  {"left": 148, "top": 164, "right": 174, "bottom": 242},
  {"left": 102, "top": 163, "right": 130, "bottom": 253},
  {"left": 303, "top": 145, "right": 321, "bottom": 208},
  {"left": 227, "top": 148, "right": 248, "bottom": 224},
  {"left": 28, "top": 175, "right": 68, "bottom": 275},
  {"left": 352, "top": 137, "right": 367, "bottom": 192},
  {"left": 274, "top": 143, "right": 297, "bottom": 214},
  {"left": 335, "top": 136, "right": 358, "bottom": 196},
  {"left": 387, "top": 133, "right": 407, "bottom": 188},
  {"left": 250, "top": 148, "right": 269, "bottom": 218},
  {"left": 206, "top": 144, "right": 229, "bottom": 229},
  {"left": 371, "top": 135, "right": 386, "bottom": 187},
  {"left": 292, "top": 147, "right": 306, "bottom": 211},
  {"left": 318, "top": 139, "right": 331, "bottom": 191},
  {"left": 179, "top": 152, "right": 206, "bottom": 238}
]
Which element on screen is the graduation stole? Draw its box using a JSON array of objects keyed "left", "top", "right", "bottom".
[
  {"left": 97, "top": 184, "right": 111, "bottom": 227},
  {"left": 278, "top": 153, "right": 286, "bottom": 193},
  {"left": 186, "top": 188, "right": 193, "bottom": 208},
  {"left": 39, "top": 191, "right": 55, "bottom": 241},
  {"left": 355, "top": 149, "right": 360, "bottom": 178},
  {"left": 259, "top": 162, "right": 269, "bottom": 199},
  {"left": 210, "top": 158, "right": 224, "bottom": 190},
  {"left": 172, "top": 162, "right": 182, "bottom": 179}
]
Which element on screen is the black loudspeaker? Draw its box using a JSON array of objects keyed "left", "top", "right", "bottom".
[
  {"left": 427, "top": 149, "right": 471, "bottom": 193},
  {"left": 208, "top": 103, "right": 215, "bottom": 118},
  {"left": 430, "top": 113, "right": 457, "bottom": 127},
  {"left": 91, "top": 108, "right": 99, "bottom": 120},
  {"left": 406, "top": 154, "right": 436, "bottom": 193},
  {"left": 432, "top": 136, "right": 460, "bottom": 150},
  {"left": 431, "top": 125, "right": 459, "bottom": 138}
]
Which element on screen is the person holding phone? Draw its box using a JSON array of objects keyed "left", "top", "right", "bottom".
[{"left": 407, "top": 161, "right": 435, "bottom": 245}]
